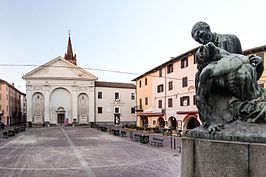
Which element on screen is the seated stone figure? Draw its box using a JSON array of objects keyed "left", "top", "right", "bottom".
[{"left": 195, "top": 42, "right": 265, "bottom": 132}]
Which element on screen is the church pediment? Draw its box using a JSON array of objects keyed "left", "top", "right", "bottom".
[{"left": 22, "top": 56, "right": 98, "bottom": 81}]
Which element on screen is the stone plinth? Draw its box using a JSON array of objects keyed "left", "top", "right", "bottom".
[{"left": 181, "top": 121, "right": 266, "bottom": 177}]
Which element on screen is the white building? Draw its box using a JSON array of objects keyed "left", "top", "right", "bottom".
[
  {"left": 23, "top": 36, "right": 136, "bottom": 126},
  {"left": 95, "top": 81, "right": 136, "bottom": 125}
]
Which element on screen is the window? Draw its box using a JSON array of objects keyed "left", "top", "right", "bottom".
[
  {"left": 167, "top": 64, "right": 173, "bottom": 73},
  {"left": 0, "top": 105, "right": 1, "bottom": 110},
  {"left": 193, "top": 95, "right": 196, "bottom": 105},
  {"left": 6, "top": 105, "right": 8, "bottom": 111},
  {"left": 158, "top": 100, "right": 162, "bottom": 108},
  {"left": 131, "top": 107, "right": 135, "bottom": 114},
  {"left": 131, "top": 93, "right": 135, "bottom": 100},
  {"left": 98, "top": 92, "right": 102, "bottom": 99},
  {"left": 115, "top": 92, "right": 119, "bottom": 100},
  {"left": 159, "top": 69, "right": 162, "bottom": 77},
  {"left": 180, "top": 96, "right": 190, "bottom": 106},
  {"left": 145, "top": 97, "right": 148, "bottom": 105},
  {"left": 114, "top": 107, "right": 120, "bottom": 113},
  {"left": 168, "top": 98, "right": 173, "bottom": 107},
  {"left": 139, "top": 80, "right": 142, "bottom": 88},
  {"left": 182, "top": 77, "right": 188, "bottom": 87},
  {"left": 259, "top": 83, "right": 264, "bottom": 88},
  {"left": 168, "top": 81, "right": 173, "bottom": 91},
  {"left": 193, "top": 54, "right": 197, "bottom": 64},
  {"left": 6, "top": 94, "right": 8, "bottom": 100},
  {"left": 145, "top": 78, "right": 148, "bottom": 85},
  {"left": 97, "top": 107, "right": 103, "bottom": 114},
  {"left": 181, "top": 58, "right": 188, "bottom": 68},
  {"left": 257, "top": 52, "right": 264, "bottom": 65},
  {"left": 157, "top": 84, "right": 164, "bottom": 93},
  {"left": 139, "top": 99, "right": 142, "bottom": 109},
  {"left": 0, "top": 94, "right": 1, "bottom": 100}
]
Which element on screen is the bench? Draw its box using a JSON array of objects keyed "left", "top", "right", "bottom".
[
  {"left": 132, "top": 133, "right": 141, "bottom": 142},
  {"left": 150, "top": 137, "right": 164, "bottom": 147},
  {"left": 101, "top": 127, "right": 108, "bottom": 132},
  {"left": 14, "top": 127, "right": 20, "bottom": 133},
  {"left": 2, "top": 131, "right": 8, "bottom": 138},
  {"left": 8, "top": 130, "right": 15, "bottom": 137},
  {"left": 20, "top": 126, "right": 26, "bottom": 131},
  {"left": 120, "top": 130, "right": 127, "bottom": 137}
]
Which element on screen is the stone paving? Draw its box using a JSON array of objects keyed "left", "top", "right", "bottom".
[{"left": 0, "top": 127, "right": 181, "bottom": 177}]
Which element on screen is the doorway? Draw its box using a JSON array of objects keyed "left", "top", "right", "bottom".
[
  {"left": 57, "top": 114, "right": 65, "bottom": 125},
  {"left": 114, "top": 114, "right": 120, "bottom": 125},
  {"left": 187, "top": 117, "right": 200, "bottom": 129}
]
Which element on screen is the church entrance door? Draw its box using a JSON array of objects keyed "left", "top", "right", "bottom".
[
  {"left": 57, "top": 114, "right": 65, "bottom": 125},
  {"left": 56, "top": 107, "right": 66, "bottom": 126}
]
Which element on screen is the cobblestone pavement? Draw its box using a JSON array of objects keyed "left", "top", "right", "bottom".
[{"left": 0, "top": 127, "right": 181, "bottom": 177}]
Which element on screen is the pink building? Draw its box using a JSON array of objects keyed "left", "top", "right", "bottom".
[
  {"left": 133, "top": 47, "right": 201, "bottom": 131},
  {"left": 0, "top": 79, "right": 26, "bottom": 125},
  {"left": 133, "top": 44, "right": 266, "bottom": 132}
]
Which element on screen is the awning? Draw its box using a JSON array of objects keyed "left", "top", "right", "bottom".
[
  {"left": 137, "top": 112, "right": 164, "bottom": 117},
  {"left": 176, "top": 111, "right": 198, "bottom": 114}
]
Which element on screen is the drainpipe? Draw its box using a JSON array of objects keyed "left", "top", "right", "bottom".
[
  {"left": 94, "top": 84, "right": 96, "bottom": 123},
  {"left": 164, "top": 68, "right": 167, "bottom": 125}
]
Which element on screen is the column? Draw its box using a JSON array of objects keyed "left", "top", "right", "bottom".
[
  {"left": 72, "top": 86, "right": 78, "bottom": 123},
  {"left": 44, "top": 85, "right": 50, "bottom": 123}
]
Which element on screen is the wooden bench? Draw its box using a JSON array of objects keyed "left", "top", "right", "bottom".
[
  {"left": 20, "top": 126, "right": 26, "bottom": 131},
  {"left": 150, "top": 137, "right": 164, "bottom": 147},
  {"left": 101, "top": 127, "right": 108, "bottom": 132},
  {"left": 132, "top": 133, "right": 141, "bottom": 142},
  {"left": 2, "top": 131, "right": 8, "bottom": 138},
  {"left": 8, "top": 130, "right": 15, "bottom": 137},
  {"left": 120, "top": 130, "right": 127, "bottom": 137},
  {"left": 14, "top": 127, "right": 20, "bottom": 133}
]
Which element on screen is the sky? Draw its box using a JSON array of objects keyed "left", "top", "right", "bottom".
[{"left": 1, "top": 0, "right": 266, "bottom": 93}]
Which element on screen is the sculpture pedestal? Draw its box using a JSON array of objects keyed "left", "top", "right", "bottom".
[{"left": 181, "top": 121, "right": 266, "bottom": 177}]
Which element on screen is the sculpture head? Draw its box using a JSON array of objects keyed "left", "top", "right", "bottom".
[{"left": 192, "top": 21, "right": 213, "bottom": 45}]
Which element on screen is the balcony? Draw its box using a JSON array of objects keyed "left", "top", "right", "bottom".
[{"left": 135, "top": 106, "right": 143, "bottom": 112}]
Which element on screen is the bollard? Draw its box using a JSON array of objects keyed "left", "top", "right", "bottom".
[
  {"left": 174, "top": 137, "right": 176, "bottom": 149},
  {"left": 170, "top": 136, "right": 173, "bottom": 149}
]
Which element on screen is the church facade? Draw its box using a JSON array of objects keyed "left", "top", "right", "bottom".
[{"left": 22, "top": 36, "right": 136, "bottom": 126}]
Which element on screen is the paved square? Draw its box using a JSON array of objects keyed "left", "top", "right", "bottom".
[{"left": 0, "top": 127, "right": 181, "bottom": 177}]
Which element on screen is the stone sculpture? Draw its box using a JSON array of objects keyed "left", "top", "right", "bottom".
[{"left": 191, "top": 21, "right": 265, "bottom": 133}]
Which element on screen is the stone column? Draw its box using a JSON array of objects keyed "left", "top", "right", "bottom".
[
  {"left": 72, "top": 86, "right": 78, "bottom": 123},
  {"left": 88, "top": 86, "right": 95, "bottom": 123},
  {"left": 44, "top": 85, "right": 50, "bottom": 123}
]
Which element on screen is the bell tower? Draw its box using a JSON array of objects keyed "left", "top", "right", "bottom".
[{"left": 64, "top": 31, "right": 77, "bottom": 65}]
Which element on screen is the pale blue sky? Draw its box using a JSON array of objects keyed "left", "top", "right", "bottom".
[{"left": 1, "top": 0, "right": 266, "bottom": 93}]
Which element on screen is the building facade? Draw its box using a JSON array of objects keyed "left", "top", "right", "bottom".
[
  {"left": 95, "top": 81, "right": 136, "bottom": 125},
  {"left": 0, "top": 80, "right": 26, "bottom": 125},
  {"left": 23, "top": 36, "right": 136, "bottom": 126},
  {"left": 133, "top": 44, "right": 266, "bottom": 131},
  {"left": 133, "top": 48, "right": 201, "bottom": 131}
]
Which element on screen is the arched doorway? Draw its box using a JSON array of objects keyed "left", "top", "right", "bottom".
[
  {"left": 168, "top": 116, "right": 177, "bottom": 129},
  {"left": 157, "top": 117, "right": 165, "bottom": 128},
  {"left": 56, "top": 107, "right": 66, "bottom": 125},
  {"left": 141, "top": 116, "right": 148, "bottom": 128},
  {"left": 187, "top": 117, "right": 200, "bottom": 129},
  {"left": 50, "top": 88, "right": 72, "bottom": 125}
]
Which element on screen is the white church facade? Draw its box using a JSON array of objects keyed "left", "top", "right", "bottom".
[{"left": 22, "top": 36, "right": 136, "bottom": 126}]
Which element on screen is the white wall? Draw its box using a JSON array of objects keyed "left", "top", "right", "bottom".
[{"left": 95, "top": 87, "right": 136, "bottom": 124}]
